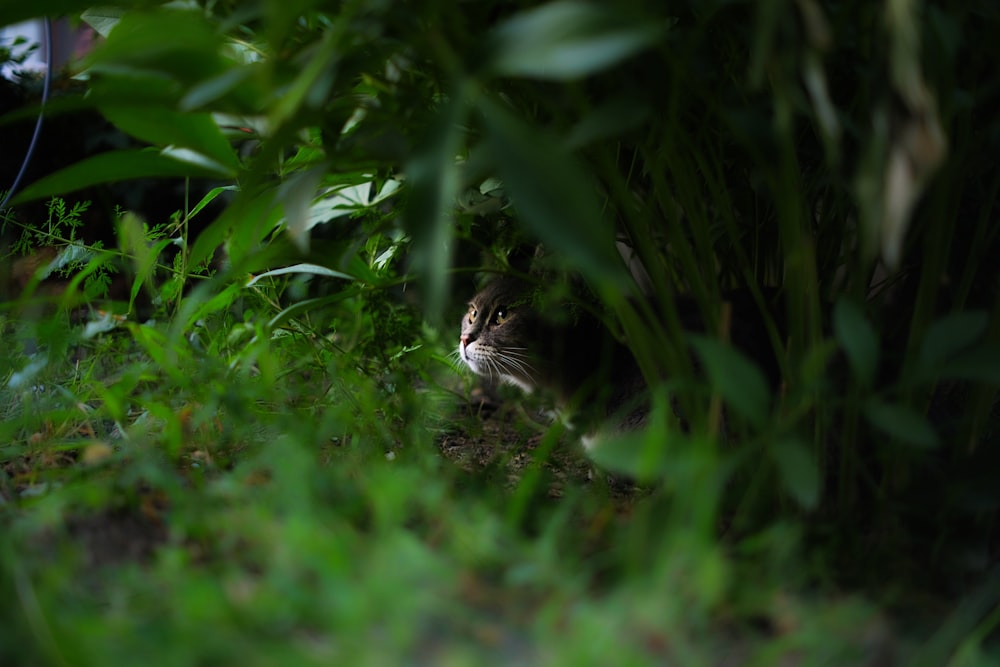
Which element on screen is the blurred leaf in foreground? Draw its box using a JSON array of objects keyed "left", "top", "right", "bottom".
[
  {"left": 833, "top": 298, "right": 879, "bottom": 389},
  {"left": 484, "top": 0, "right": 663, "bottom": 81},
  {"left": 479, "top": 96, "right": 627, "bottom": 289}
]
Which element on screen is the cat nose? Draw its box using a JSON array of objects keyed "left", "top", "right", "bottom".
[{"left": 460, "top": 333, "right": 473, "bottom": 347}]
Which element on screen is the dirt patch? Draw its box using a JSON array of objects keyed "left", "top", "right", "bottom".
[
  {"left": 64, "top": 505, "right": 168, "bottom": 569},
  {"left": 437, "top": 385, "right": 641, "bottom": 502}
]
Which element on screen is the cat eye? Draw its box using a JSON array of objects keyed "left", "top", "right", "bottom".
[
  {"left": 468, "top": 306, "right": 478, "bottom": 323},
  {"left": 494, "top": 308, "right": 508, "bottom": 324}
]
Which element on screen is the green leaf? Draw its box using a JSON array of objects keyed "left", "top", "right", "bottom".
[
  {"left": 689, "top": 335, "right": 771, "bottom": 430},
  {"left": 587, "top": 428, "right": 710, "bottom": 484},
  {"left": 188, "top": 185, "right": 236, "bottom": 220},
  {"left": 586, "top": 389, "right": 721, "bottom": 484},
  {"left": 81, "top": 6, "right": 124, "bottom": 37},
  {"left": 180, "top": 66, "right": 259, "bottom": 111},
  {"left": 87, "top": 70, "right": 184, "bottom": 108},
  {"left": 177, "top": 279, "right": 245, "bottom": 333},
  {"left": 403, "top": 91, "right": 467, "bottom": 324},
  {"left": 919, "top": 310, "right": 989, "bottom": 369},
  {"left": 486, "top": 1, "right": 663, "bottom": 80},
  {"left": 799, "top": 338, "right": 840, "bottom": 389},
  {"left": 833, "top": 298, "right": 879, "bottom": 388},
  {"left": 941, "top": 343, "right": 1000, "bottom": 385},
  {"left": 271, "top": 30, "right": 339, "bottom": 126},
  {"left": 117, "top": 212, "right": 157, "bottom": 312},
  {"left": 245, "top": 263, "right": 355, "bottom": 287},
  {"left": 265, "top": 292, "right": 361, "bottom": 332},
  {"left": 188, "top": 185, "right": 286, "bottom": 271},
  {"left": 12, "top": 150, "right": 233, "bottom": 203},
  {"left": 864, "top": 398, "right": 940, "bottom": 449},
  {"left": 479, "top": 97, "right": 627, "bottom": 287},
  {"left": 771, "top": 438, "right": 820, "bottom": 509},
  {"left": 565, "top": 96, "right": 652, "bottom": 149},
  {"left": 162, "top": 146, "right": 236, "bottom": 175},
  {"left": 83, "top": 9, "right": 231, "bottom": 88},
  {"left": 1, "top": 2, "right": 143, "bottom": 29},
  {"left": 100, "top": 106, "right": 242, "bottom": 173},
  {"left": 277, "top": 167, "right": 325, "bottom": 253}
]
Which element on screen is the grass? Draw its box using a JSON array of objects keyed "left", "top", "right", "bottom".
[{"left": 0, "top": 265, "right": 993, "bottom": 664}]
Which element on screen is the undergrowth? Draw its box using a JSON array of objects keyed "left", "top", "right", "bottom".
[{"left": 1, "top": 1, "right": 999, "bottom": 665}]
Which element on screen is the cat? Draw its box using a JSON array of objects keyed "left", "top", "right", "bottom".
[
  {"left": 457, "top": 277, "right": 657, "bottom": 445},
  {"left": 457, "top": 276, "right": 783, "bottom": 446}
]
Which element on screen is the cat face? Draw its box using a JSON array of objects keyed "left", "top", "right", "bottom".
[{"left": 458, "top": 279, "right": 540, "bottom": 392}]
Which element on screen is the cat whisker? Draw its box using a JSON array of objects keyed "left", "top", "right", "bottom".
[
  {"left": 495, "top": 347, "right": 533, "bottom": 363},
  {"left": 495, "top": 354, "right": 536, "bottom": 385},
  {"left": 498, "top": 352, "right": 535, "bottom": 375},
  {"left": 447, "top": 349, "right": 468, "bottom": 371},
  {"left": 484, "top": 357, "right": 502, "bottom": 383},
  {"left": 494, "top": 346, "right": 532, "bottom": 355},
  {"left": 499, "top": 351, "right": 534, "bottom": 364}
]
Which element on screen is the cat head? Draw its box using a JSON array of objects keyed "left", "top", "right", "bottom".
[{"left": 457, "top": 278, "right": 541, "bottom": 392}]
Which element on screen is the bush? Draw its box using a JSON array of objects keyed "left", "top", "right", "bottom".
[{"left": 1, "top": 1, "right": 998, "bottom": 664}]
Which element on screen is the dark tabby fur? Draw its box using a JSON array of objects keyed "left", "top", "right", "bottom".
[
  {"left": 458, "top": 278, "right": 654, "bottom": 441},
  {"left": 459, "top": 279, "right": 627, "bottom": 395}
]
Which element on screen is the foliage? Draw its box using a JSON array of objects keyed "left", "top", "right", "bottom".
[{"left": 1, "top": 0, "right": 999, "bottom": 664}]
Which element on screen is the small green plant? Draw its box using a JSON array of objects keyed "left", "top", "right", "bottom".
[
  {"left": 1, "top": 196, "right": 121, "bottom": 300},
  {"left": 3, "top": 196, "right": 91, "bottom": 253}
]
